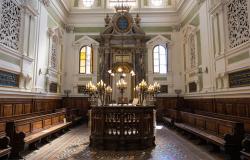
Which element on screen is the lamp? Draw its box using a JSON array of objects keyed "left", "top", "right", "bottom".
[
  {"left": 174, "top": 89, "right": 182, "bottom": 109},
  {"left": 117, "top": 67, "right": 123, "bottom": 73},
  {"left": 174, "top": 89, "right": 182, "bottom": 97},
  {"left": 108, "top": 70, "right": 112, "bottom": 74},
  {"left": 105, "top": 85, "right": 112, "bottom": 104},
  {"left": 116, "top": 78, "right": 127, "bottom": 104},
  {"left": 64, "top": 90, "right": 71, "bottom": 97},
  {"left": 130, "top": 70, "right": 135, "bottom": 76}
]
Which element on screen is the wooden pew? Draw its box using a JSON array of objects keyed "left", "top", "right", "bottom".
[
  {"left": 67, "top": 108, "right": 83, "bottom": 126},
  {"left": 175, "top": 111, "right": 244, "bottom": 159},
  {"left": 194, "top": 110, "right": 250, "bottom": 134},
  {"left": 6, "top": 111, "right": 72, "bottom": 159},
  {"left": 0, "top": 121, "right": 11, "bottom": 159},
  {"left": 162, "top": 109, "right": 179, "bottom": 127},
  {"left": 241, "top": 136, "right": 250, "bottom": 160}
]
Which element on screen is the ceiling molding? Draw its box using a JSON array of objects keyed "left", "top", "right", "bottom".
[
  {"left": 49, "top": 0, "right": 198, "bottom": 30},
  {"left": 49, "top": 0, "right": 70, "bottom": 24}
]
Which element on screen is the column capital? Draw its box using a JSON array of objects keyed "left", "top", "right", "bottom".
[
  {"left": 65, "top": 24, "right": 75, "bottom": 33},
  {"left": 41, "top": 0, "right": 50, "bottom": 7},
  {"left": 47, "top": 28, "right": 54, "bottom": 37}
]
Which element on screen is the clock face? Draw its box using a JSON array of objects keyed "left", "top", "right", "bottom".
[{"left": 117, "top": 16, "right": 129, "bottom": 31}]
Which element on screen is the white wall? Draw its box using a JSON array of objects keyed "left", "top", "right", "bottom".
[
  {"left": 1, "top": 0, "right": 250, "bottom": 99},
  {"left": 0, "top": 0, "right": 65, "bottom": 98}
]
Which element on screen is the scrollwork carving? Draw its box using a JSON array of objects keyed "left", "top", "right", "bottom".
[{"left": 227, "top": 0, "right": 250, "bottom": 48}]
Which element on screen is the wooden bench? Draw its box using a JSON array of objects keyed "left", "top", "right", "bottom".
[
  {"left": 195, "top": 110, "right": 250, "bottom": 134},
  {"left": 175, "top": 111, "right": 244, "bottom": 159},
  {"left": 67, "top": 108, "right": 83, "bottom": 125},
  {"left": 188, "top": 109, "right": 250, "bottom": 159},
  {"left": 162, "top": 109, "right": 179, "bottom": 127},
  {"left": 6, "top": 111, "right": 72, "bottom": 159},
  {"left": 241, "top": 136, "right": 250, "bottom": 160},
  {"left": 0, "top": 121, "right": 11, "bottom": 159}
]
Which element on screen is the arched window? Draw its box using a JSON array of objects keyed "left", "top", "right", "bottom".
[
  {"left": 82, "top": 0, "right": 94, "bottom": 7},
  {"left": 108, "top": 0, "right": 137, "bottom": 7},
  {"left": 151, "top": 0, "right": 163, "bottom": 6},
  {"left": 153, "top": 45, "right": 167, "bottom": 74},
  {"left": 79, "top": 46, "right": 93, "bottom": 74}
]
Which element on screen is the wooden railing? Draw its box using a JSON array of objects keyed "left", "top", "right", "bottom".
[{"left": 90, "top": 106, "right": 155, "bottom": 150}]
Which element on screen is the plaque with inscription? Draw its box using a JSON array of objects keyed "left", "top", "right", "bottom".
[
  {"left": 160, "top": 85, "right": 168, "bottom": 93},
  {"left": 229, "top": 69, "right": 250, "bottom": 88},
  {"left": 115, "top": 55, "right": 131, "bottom": 63},
  {"left": 49, "top": 83, "right": 58, "bottom": 93},
  {"left": 189, "top": 82, "right": 197, "bottom": 92},
  {"left": 78, "top": 85, "right": 87, "bottom": 94},
  {"left": 0, "top": 70, "right": 19, "bottom": 87}
]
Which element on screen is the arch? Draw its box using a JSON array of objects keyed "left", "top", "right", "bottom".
[{"left": 112, "top": 62, "right": 133, "bottom": 73}]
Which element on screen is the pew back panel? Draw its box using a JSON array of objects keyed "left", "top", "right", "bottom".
[{"left": 6, "top": 111, "right": 71, "bottom": 158}]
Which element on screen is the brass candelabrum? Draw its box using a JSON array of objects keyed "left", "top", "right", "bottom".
[
  {"left": 105, "top": 86, "right": 112, "bottom": 104},
  {"left": 86, "top": 80, "right": 113, "bottom": 106},
  {"left": 116, "top": 78, "right": 127, "bottom": 104},
  {"left": 136, "top": 79, "right": 148, "bottom": 105},
  {"left": 147, "top": 82, "right": 161, "bottom": 105},
  {"left": 135, "top": 80, "right": 161, "bottom": 106},
  {"left": 86, "top": 82, "right": 98, "bottom": 106}
]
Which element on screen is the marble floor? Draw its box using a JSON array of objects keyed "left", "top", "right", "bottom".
[{"left": 24, "top": 124, "right": 226, "bottom": 160}]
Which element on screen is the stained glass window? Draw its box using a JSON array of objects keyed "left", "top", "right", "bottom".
[
  {"left": 153, "top": 45, "right": 167, "bottom": 74},
  {"left": 79, "top": 46, "right": 93, "bottom": 74}
]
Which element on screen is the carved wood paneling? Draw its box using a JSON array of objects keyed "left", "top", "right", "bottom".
[
  {"left": 90, "top": 106, "right": 155, "bottom": 150},
  {"left": 62, "top": 97, "right": 90, "bottom": 120},
  {"left": 0, "top": 98, "right": 62, "bottom": 118},
  {"left": 0, "top": 122, "right": 5, "bottom": 134},
  {"left": 3, "top": 105, "right": 13, "bottom": 117},
  {"left": 33, "top": 121, "right": 43, "bottom": 131}
]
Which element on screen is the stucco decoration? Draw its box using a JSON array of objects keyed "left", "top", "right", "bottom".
[
  {"left": 42, "top": 0, "right": 50, "bottom": 7},
  {"left": 189, "top": 34, "right": 196, "bottom": 68},
  {"left": 51, "top": 39, "right": 57, "bottom": 69},
  {"left": 227, "top": 0, "right": 250, "bottom": 48},
  {"left": 0, "top": 0, "right": 21, "bottom": 50}
]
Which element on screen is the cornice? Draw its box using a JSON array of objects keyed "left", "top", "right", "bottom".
[
  {"left": 178, "top": 0, "right": 197, "bottom": 23},
  {"left": 69, "top": 7, "right": 177, "bottom": 14},
  {"left": 47, "top": 0, "right": 69, "bottom": 25},
  {"left": 176, "top": 0, "right": 187, "bottom": 11},
  {"left": 60, "top": 0, "right": 71, "bottom": 13}
]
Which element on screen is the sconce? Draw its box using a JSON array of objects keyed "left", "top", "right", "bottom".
[
  {"left": 39, "top": 69, "right": 49, "bottom": 77},
  {"left": 198, "top": 67, "right": 208, "bottom": 75},
  {"left": 174, "top": 89, "right": 182, "bottom": 97},
  {"left": 64, "top": 89, "right": 71, "bottom": 97}
]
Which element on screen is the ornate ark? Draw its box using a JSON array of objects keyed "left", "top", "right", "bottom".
[{"left": 98, "top": 6, "right": 146, "bottom": 85}]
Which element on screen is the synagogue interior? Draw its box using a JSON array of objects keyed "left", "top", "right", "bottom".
[{"left": 0, "top": 0, "right": 250, "bottom": 160}]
